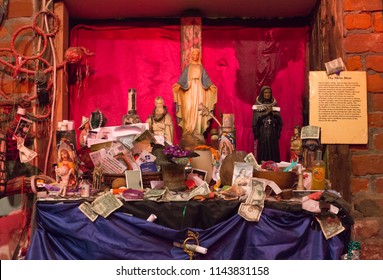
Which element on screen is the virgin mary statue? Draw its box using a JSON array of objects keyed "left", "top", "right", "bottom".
[{"left": 172, "top": 48, "right": 217, "bottom": 140}]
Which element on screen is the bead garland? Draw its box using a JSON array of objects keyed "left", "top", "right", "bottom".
[{"left": 347, "top": 240, "right": 361, "bottom": 260}]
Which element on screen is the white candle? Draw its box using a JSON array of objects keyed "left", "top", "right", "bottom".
[
  {"left": 128, "top": 88, "right": 137, "bottom": 112},
  {"left": 146, "top": 213, "right": 157, "bottom": 222}
]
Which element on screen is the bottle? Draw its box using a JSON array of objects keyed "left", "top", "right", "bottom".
[
  {"left": 79, "top": 174, "right": 91, "bottom": 197},
  {"left": 311, "top": 149, "right": 326, "bottom": 190}
]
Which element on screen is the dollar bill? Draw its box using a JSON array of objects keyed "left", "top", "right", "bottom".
[
  {"left": 248, "top": 179, "right": 266, "bottom": 203},
  {"left": 160, "top": 182, "right": 211, "bottom": 202},
  {"left": 244, "top": 153, "right": 261, "bottom": 170},
  {"left": 17, "top": 137, "right": 38, "bottom": 163},
  {"left": 188, "top": 181, "right": 210, "bottom": 200},
  {"left": 144, "top": 188, "right": 166, "bottom": 201},
  {"left": 91, "top": 192, "right": 123, "bottom": 218},
  {"left": 315, "top": 213, "right": 345, "bottom": 240},
  {"left": 78, "top": 201, "right": 98, "bottom": 222},
  {"left": 238, "top": 179, "right": 266, "bottom": 222},
  {"left": 161, "top": 188, "right": 189, "bottom": 202},
  {"left": 238, "top": 204, "right": 263, "bottom": 222}
]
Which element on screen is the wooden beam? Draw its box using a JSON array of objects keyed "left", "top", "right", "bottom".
[
  {"left": 180, "top": 16, "right": 202, "bottom": 70},
  {"left": 47, "top": 1, "right": 69, "bottom": 173}
]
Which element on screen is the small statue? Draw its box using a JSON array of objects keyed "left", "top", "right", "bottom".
[
  {"left": 89, "top": 109, "right": 107, "bottom": 129},
  {"left": 252, "top": 86, "right": 283, "bottom": 163},
  {"left": 78, "top": 116, "right": 90, "bottom": 147},
  {"left": 290, "top": 125, "right": 303, "bottom": 162},
  {"left": 173, "top": 48, "right": 217, "bottom": 141},
  {"left": 146, "top": 96, "right": 174, "bottom": 144}
]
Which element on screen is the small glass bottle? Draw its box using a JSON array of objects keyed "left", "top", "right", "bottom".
[
  {"left": 79, "top": 174, "right": 91, "bottom": 198},
  {"left": 311, "top": 149, "right": 326, "bottom": 190}
]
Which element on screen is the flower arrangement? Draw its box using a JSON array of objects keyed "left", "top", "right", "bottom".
[
  {"left": 154, "top": 144, "right": 199, "bottom": 166},
  {"left": 163, "top": 144, "right": 192, "bottom": 158},
  {"left": 193, "top": 145, "right": 219, "bottom": 162}
]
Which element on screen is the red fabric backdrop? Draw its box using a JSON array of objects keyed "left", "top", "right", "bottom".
[{"left": 69, "top": 20, "right": 307, "bottom": 162}]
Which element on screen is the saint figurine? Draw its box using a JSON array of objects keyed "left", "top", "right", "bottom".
[
  {"left": 252, "top": 86, "right": 283, "bottom": 163},
  {"left": 173, "top": 48, "right": 217, "bottom": 140},
  {"left": 290, "top": 125, "right": 303, "bottom": 162},
  {"left": 146, "top": 96, "right": 174, "bottom": 144},
  {"left": 78, "top": 116, "right": 90, "bottom": 147}
]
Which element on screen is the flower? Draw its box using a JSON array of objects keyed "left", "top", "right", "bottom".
[
  {"left": 164, "top": 144, "right": 191, "bottom": 158},
  {"left": 154, "top": 144, "right": 199, "bottom": 166}
]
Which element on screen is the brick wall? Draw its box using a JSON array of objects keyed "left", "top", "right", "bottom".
[{"left": 344, "top": 0, "right": 383, "bottom": 259}]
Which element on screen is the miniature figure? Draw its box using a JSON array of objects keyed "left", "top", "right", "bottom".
[
  {"left": 146, "top": 96, "right": 174, "bottom": 144},
  {"left": 290, "top": 125, "right": 303, "bottom": 162},
  {"left": 252, "top": 86, "right": 283, "bottom": 163},
  {"left": 173, "top": 48, "right": 217, "bottom": 140},
  {"left": 78, "top": 116, "right": 90, "bottom": 147}
]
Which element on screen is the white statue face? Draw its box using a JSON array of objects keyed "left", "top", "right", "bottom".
[
  {"left": 155, "top": 98, "right": 164, "bottom": 108},
  {"left": 191, "top": 50, "right": 200, "bottom": 62}
]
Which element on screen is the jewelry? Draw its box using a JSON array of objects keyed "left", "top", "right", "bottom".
[{"left": 89, "top": 110, "right": 104, "bottom": 130}]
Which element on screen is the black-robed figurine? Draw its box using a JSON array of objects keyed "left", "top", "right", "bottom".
[{"left": 252, "top": 86, "right": 283, "bottom": 163}]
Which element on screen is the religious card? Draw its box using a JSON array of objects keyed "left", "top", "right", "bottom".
[
  {"left": 232, "top": 162, "right": 253, "bottom": 187},
  {"left": 315, "top": 213, "right": 345, "bottom": 240},
  {"left": 13, "top": 117, "right": 32, "bottom": 139}
]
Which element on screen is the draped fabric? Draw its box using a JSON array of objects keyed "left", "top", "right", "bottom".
[
  {"left": 26, "top": 200, "right": 349, "bottom": 260},
  {"left": 69, "top": 20, "right": 307, "bottom": 161}
]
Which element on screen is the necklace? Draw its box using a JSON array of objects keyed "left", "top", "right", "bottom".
[{"left": 89, "top": 110, "right": 104, "bottom": 130}]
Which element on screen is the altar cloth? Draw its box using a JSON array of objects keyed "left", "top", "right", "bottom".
[{"left": 26, "top": 200, "right": 350, "bottom": 260}]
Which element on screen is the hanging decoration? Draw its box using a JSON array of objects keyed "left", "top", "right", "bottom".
[{"left": 65, "top": 46, "right": 95, "bottom": 94}]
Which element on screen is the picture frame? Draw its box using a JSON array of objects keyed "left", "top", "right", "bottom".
[
  {"left": 232, "top": 162, "right": 253, "bottom": 187},
  {"left": 13, "top": 117, "right": 33, "bottom": 139},
  {"left": 125, "top": 170, "right": 143, "bottom": 190},
  {"left": 190, "top": 168, "right": 207, "bottom": 182}
]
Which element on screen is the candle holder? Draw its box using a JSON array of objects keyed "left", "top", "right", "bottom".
[{"left": 122, "top": 88, "right": 141, "bottom": 124}]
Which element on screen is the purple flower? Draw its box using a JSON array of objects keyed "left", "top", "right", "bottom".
[{"left": 163, "top": 144, "right": 191, "bottom": 158}]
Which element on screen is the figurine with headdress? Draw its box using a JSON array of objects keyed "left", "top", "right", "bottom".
[{"left": 78, "top": 116, "right": 90, "bottom": 147}]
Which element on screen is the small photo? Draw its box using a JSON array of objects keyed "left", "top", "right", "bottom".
[
  {"left": 13, "top": 117, "right": 33, "bottom": 139},
  {"left": 125, "top": 170, "right": 143, "bottom": 190},
  {"left": 190, "top": 168, "right": 207, "bottom": 181},
  {"left": 232, "top": 162, "right": 253, "bottom": 187}
]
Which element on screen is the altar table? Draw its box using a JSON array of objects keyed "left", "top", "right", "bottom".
[{"left": 25, "top": 199, "right": 350, "bottom": 260}]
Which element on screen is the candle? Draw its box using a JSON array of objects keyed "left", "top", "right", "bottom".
[{"left": 128, "top": 88, "right": 137, "bottom": 113}]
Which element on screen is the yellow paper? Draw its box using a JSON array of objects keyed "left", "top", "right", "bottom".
[{"left": 309, "top": 71, "right": 367, "bottom": 144}]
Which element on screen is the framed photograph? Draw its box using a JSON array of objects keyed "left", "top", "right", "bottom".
[
  {"left": 301, "top": 125, "right": 320, "bottom": 140},
  {"left": 232, "top": 162, "right": 253, "bottom": 187},
  {"left": 13, "top": 117, "right": 33, "bottom": 139},
  {"left": 125, "top": 170, "right": 143, "bottom": 190},
  {"left": 190, "top": 168, "right": 207, "bottom": 181}
]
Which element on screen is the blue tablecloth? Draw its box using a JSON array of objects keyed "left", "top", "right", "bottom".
[{"left": 26, "top": 200, "right": 350, "bottom": 260}]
